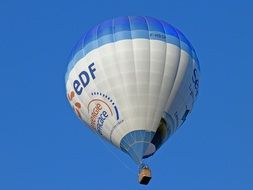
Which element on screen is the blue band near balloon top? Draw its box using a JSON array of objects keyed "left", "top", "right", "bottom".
[{"left": 65, "top": 16, "right": 200, "bottom": 82}]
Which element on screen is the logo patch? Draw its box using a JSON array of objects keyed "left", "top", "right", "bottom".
[
  {"left": 73, "top": 62, "right": 96, "bottom": 95},
  {"left": 67, "top": 91, "right": 82, "bottom": 119},
  {"left": 88, "top": 92, "right": 121, "bottom": 135}
]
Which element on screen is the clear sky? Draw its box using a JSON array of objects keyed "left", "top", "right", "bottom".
[{"left": 0, "top": 0, "right": 252, "bottom": 189}]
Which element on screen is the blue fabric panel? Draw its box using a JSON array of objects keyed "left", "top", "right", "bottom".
[
  {"left": 145, "top": 16, "right": 165, "bottom": 33},
  {"left": 129, "top": 16, "right": 149, "bottom": 31},
  {"left": 114, "top": 16, "right": 131, "bottom": 32},
  {"left": 97, "top": 19, "right": 113, "bottom": 37}
]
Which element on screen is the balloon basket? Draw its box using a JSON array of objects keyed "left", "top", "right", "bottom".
[{"left": 138, "top": 166, "right": 152, "bottom": 185}]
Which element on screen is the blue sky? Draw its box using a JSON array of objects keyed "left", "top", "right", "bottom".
[{"left": 0, "top": 0, "right": 252, "bottom": 189}]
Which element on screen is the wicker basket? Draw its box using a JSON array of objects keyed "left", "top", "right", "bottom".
[{"left": 138, "top": 167, "right": 152, "bottom": 185}]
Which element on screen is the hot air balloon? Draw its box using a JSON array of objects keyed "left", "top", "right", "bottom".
[{"left": 65, "top": 16, "right": 200, "bottom": 185}]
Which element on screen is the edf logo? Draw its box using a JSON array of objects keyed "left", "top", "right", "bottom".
[{"left": 73, "top": 63, "right": 96, "bottom": 95}]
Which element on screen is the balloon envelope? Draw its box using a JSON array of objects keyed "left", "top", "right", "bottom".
[{"left": 65, "top": 16, "right": 200, "bottom": 165}]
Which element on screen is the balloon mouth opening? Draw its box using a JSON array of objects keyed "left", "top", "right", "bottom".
[
  {"left": 120, "top": 118, "right": 170, "bottom": 163},
  {"left": 142, "top": 118, "right": 168, "bottom": 159},
  {"left": 142, "top": 143, "right": 156, "bottom": 158}
]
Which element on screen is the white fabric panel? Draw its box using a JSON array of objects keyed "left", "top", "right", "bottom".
[{"left": 66, "top": 39, "right": 196, "bottom": 148}]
